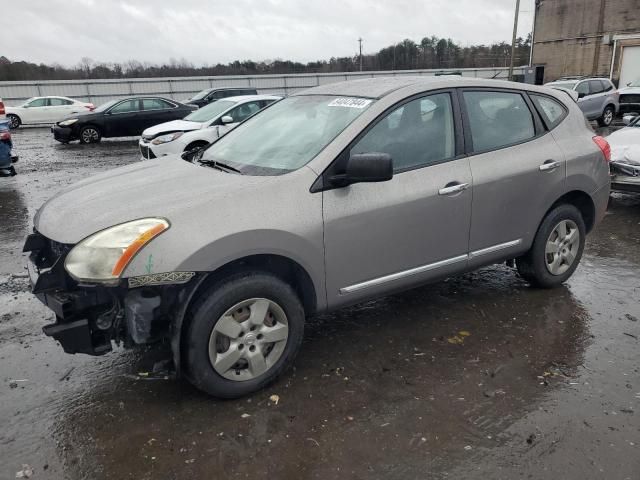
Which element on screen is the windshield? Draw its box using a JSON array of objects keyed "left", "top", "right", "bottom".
[
  {"left": 200, "top": 95, "right": 374, "bottom": 175},
  {"left": 548, "top": 81, "right": 578, "bottom": 90},
  {"left": 185, "top": 100, "right": 235, "bottom": 123},
  {"left": 189, "top": 89, "right": 212, "bottom": 101},
  {"left": 94, "top": 99, "right": 119, "bottom": 112},
  {"left": 21, "top": 97, "right": 36, "bottom": 107}
]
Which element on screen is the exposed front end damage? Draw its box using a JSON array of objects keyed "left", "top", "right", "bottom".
[{"left": 23, "top": 231, "right": 200, "bottom": 363}]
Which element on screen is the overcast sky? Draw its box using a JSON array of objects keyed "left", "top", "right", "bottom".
[{"left": 6, "top": 0, "right": 535, "bottom": 66}]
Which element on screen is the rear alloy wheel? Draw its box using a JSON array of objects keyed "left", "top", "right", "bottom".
[
  {"left": 79, "top": 126, "right": 101, "bottom": 144},
  {"left": 516, "top": 204, "right": 586, "bottom": 288},
  {"left": 598, "top": 106, "right": 614, "bottom": 127},
  {"left": 185, "top": 272, "right": 305, "bottom": 398},
  {"left": 7, "top": 114, "right": 21, "bottom": 129}
]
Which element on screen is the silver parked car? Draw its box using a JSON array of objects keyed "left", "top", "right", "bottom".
[
  {"left": 545, "top": 77, "right": 619, "bottom": 126},
  {"left": 25, "top": 77, "right": 611, "bottom": 398}
]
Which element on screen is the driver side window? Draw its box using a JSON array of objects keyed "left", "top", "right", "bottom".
[
  {"left": 575, "top": 82, "right": 589, "bottom": 96},
  {"left": 110, "top": 100, "right": 140, "bottom": 114},
  {"left": 226, "top": 102, "right": 262, "bottom": 123},
  {"left": 350, "top": 93, "right": 455, "bottom": 172},
  {"left": 27, "top": 98, "right": 47, "bottom": 107}
]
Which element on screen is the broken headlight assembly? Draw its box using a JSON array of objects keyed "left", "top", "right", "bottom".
[{"left": 64, "top": 218, "right": 169, "bottom": 285}]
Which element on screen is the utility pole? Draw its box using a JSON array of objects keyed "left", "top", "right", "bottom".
[
  {"left": 358, "top": 37, "right": 363, "bottom": 71},
  {"left": 508, "top": 0, "right": 521, "bottom": 81}
]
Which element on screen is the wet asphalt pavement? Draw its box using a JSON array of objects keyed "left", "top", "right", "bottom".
[{"left": 0, "top": 127, "right": 639, "bottom": 480}]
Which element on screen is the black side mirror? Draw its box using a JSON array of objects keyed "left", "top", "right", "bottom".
[
  {"left": 577, "top": 92, "right": 586, "bottom": 99},
  {"left": 181, "top": 145, "right": 207, "bottom": 162},
  {"left": 330, "top": 152, "right": 393, "bottom": 188}
]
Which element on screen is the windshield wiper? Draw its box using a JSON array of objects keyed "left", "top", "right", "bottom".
[{"left": 197, "top": 159, "right": 243, "bottom": 175}]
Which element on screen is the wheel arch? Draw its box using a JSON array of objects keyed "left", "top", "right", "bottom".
[
  {"left": 546, "top": 190, "right": 596, "bottom": 233},
  {"left": 171, "top": 253, "right": 319, "bottom": 376},
  {"left": 183, "top": 140, "right": 209, "bottom": 152},
  {"left": 7, "top": 113, "right": 21, "bottom": 127}
]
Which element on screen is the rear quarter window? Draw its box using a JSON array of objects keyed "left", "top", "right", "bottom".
[{"left": 530, "top": 94, "right": 567, "bottom": 130}]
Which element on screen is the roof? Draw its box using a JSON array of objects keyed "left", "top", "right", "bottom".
[
  {"left": 218, "top": 94, "right": 282, "bottom": 103},
  {"left": 292, "top": 75, "right": 509, "bottom": 99}
]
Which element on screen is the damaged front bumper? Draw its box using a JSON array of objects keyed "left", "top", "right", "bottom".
[{"left": 23, "top": 231, "right": 200, "bottom": 357}]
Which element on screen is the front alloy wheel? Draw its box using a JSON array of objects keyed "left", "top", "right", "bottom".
[
  {"left": 80, "top": 126, "right": 101, "bottom": 144},
  {"left": 209, "top": 298, "right": 289, "bottom": 381},
  {"left": 185, "top": 272, "right": 305, "bottom": 398}
]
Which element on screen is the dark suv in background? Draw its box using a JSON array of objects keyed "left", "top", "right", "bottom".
[{"left": 182, "top": 87, "right": 258, "bottom": 108}]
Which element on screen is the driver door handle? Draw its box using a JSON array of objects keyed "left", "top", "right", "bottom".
[
  {"left": 539, "top": 160, "right": 561, "bottom": 171},
  {"left": 438, "top": 182, "right": 470, "bottom": 196}
]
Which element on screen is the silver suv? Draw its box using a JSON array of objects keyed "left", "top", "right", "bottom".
[
  {"left": 25, "top": 77, "right": 611, "bottom": 398},
  {"left": 545, "top": 77, "right": 619, "bottom": 126}
]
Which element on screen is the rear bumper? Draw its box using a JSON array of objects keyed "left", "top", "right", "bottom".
[{"left": 611, "top": 175, "right": 640, "bottom": 193}]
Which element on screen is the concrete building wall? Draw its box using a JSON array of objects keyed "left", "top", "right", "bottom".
[{"left": 532, "top": 0, "right": 640, "bottom": 82}]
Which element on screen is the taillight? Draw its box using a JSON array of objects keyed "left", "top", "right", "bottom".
[
  {"left": 0, "top": 132, "right": 10, "bottom": 141},
  {"left": 0, "top": 101, "right": 5, "bottom": 116},
  {"left": 593, "top": 136, "right": 611, "bottom": 162}
]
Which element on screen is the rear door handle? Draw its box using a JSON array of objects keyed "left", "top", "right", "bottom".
[
  {"left": 438, "top": 182, "right": 470, "bottom": 196},
  {"left": 539, "top": 160, "right": 561, "bottom": 171}
]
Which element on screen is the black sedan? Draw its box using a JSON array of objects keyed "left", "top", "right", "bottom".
[{"left": 52, "top": 97, "right": 196, "bottom": 144}]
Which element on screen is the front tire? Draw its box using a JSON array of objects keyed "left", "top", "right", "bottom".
[
  {"left": 79, "top": 125, "right": 101, "bottom": 144},
  {"left": 7, "top": 114, "right": 21, "bottom": 129},
  {"left": 516, "top": 204, "right": 586, "bottom": 288},
  {"left": 598, "top": 105, "right": 614, "bottom": 127},
  {"left": 184, "top": 272, "right": 305, "bottom": 398}
]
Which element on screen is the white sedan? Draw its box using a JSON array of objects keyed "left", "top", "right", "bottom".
[
  {"left": 6, "top": 96, "right": 95, "bottom": 129},
  {"left": 608, "top": 115, "right": 640, "bottom": 193},
  {"left": 138, "top": 95, "right": 280, "bottom": 159}
]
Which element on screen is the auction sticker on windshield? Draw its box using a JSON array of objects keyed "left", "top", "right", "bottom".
[{"left": 328, "top": 98, "right": 372, "bottom": 108}]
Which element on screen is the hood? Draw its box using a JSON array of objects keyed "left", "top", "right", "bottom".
[
  {"left": 619, "top": 86, "right": 640, "bottom": 94},
  {"left": 57, "top": 110, "right": 96, "bottom": 123},
  {"left": 142, "top": 119, "right": 202, "bottom": 138},
  {"left": 34, "top": 157, "right": 269, "bottom": 244},
  {"left": 606, "top": 127, "right": 640, "bottom": 146}
]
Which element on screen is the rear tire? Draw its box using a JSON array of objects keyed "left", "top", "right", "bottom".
[
  {"left": 184, "top": 272, "right": 305, "bottom": 398},
  {"left": 7, "top": 114, "right": 21, "bottom": 129},
  {"left": 597, "top": 105, "right": 615, "bottom": 127},
  {"left": 79, "top": 125, "right": 101, "bottom": 144},
  {"left": 516, "top": 204, "right": 586, "bottom": 288}
]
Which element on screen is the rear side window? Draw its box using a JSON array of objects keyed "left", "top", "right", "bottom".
[
  {"left": 351, "top": 92, "right": 455, "bottom": 172},
  {"left": 463, "top": 91, "right": 535, "bottom": 152},
  {"left": 600, "top": 80, "right": 614, "bottom": 92},
  {"left": 142, "top": 98, "right": 174, "bottom": 110},
  {"left": 49, "top": 98, "right": 73, "bottom": 106},
  {"left": 530, "top": 94, "right": 567, "bottom": 130}
]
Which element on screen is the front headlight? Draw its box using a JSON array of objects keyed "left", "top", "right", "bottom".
[
  {"left": 58, "top": 119, "right": 78, "bottom": 126},
  {"left": 65, "top": 218, "right": 169, "bottom": 284},
  {"left": 152, "top": 132, "right": 183, "bottom": 145}
]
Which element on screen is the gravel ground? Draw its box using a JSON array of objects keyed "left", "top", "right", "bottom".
[{"left": 0, "top": 126, "right": 638, "bottom": 480}]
